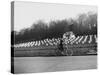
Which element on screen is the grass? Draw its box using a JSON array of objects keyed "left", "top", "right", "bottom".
[{"left": 13, "top": 44, "right": 97, "bottom": 57}]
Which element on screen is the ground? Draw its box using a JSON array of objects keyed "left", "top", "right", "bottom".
[{"left": 13, "top": 55, "right": 97, "bottom": 74}]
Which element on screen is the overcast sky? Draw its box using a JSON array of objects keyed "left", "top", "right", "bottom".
[{"left": 14, "top": 1, "right": 97, "bottom": 31}]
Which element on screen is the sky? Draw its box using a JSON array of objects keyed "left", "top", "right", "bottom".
[{"left": 14, "top": 1, "right": 97, "bottom": 31}]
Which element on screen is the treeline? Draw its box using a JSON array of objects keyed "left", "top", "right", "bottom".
[{"left": 12, "top": 12, "right": 97, "bottom": 44}]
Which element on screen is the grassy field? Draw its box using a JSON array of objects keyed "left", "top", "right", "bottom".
[
  {"left": 13, "top": 44, "right": 97, "bottom": 57},
  {"left": 13, "top": 56, "right": 97, "bottom": 74}
]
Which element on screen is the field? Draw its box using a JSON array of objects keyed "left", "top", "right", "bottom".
[
  {"left": 13, "top": 34, "right": 97, "bottom": 57},
  {"left": 12, "top": 40, "right": 97, "bottom": 74},
  {"left": 13, "top": 56, "right": 97, "bottom": 74},
  {"left": 13, "top": 44, "right": 97, "bottom": 57}
]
